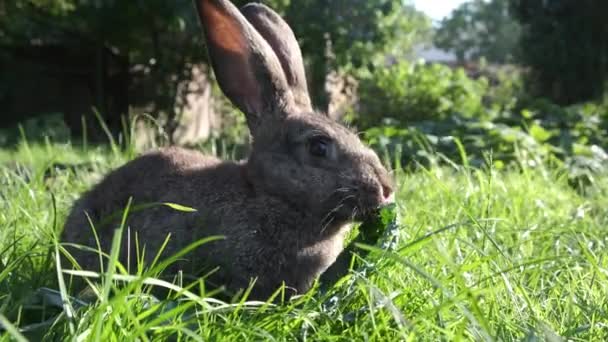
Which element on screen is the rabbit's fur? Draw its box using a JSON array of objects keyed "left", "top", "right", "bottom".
[{"left": 62, "top": 0, "right": 394, "bottom": 299}]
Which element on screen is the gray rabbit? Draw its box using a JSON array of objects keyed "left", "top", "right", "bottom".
[{"left": 62, "top": 0, "right": 394, "bottom": 300}]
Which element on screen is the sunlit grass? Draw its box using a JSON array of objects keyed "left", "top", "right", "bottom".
[{"left": 1, "top": 140, "right": 607, "bottom": 341}]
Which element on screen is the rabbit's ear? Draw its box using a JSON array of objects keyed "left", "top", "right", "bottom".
[
  {"left": 241, "top": 3, "right": 312, "bottom": 112},
  {"left": 195, "top": 0, "right": 292, "bottom": 131}
]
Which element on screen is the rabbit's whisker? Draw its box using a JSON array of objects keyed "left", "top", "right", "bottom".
[
  {"left": 319, "top": 214, "right": 337, "bottom": 237},
  {"left": 319, "top": 194, "right": 356, "bottom": 235},
  {"left": 320, "top": 186, "right": 352, "bottom": 204},
  {"left": 350, "top": 207, "right": 358, "bottom": 222}
]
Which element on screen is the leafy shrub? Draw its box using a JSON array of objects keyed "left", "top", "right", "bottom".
[
  {"left": 356, "top": 60, "right": 489, "bottom": 128},
  {"left": 364, "top": 114, "right": 555, "bottom": 170},
  {"left": 519, "top": 100, "right": 608, "bottom": 182},
  {"left": 483, "top": 64, "right": 525, "bottom": 115},
  {"left": 356, "top": 61, "right": 608, "bottom": 184},
  {"left": 364, "top": 102, "right": 608, "bottom": 186}
]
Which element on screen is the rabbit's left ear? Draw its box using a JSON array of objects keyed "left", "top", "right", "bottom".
[
  {"left": 241, "top": 3, "right": 312, "bottom": 112},
  {"left": 195, "top": 0, "right": 295, "bottom": 133}
]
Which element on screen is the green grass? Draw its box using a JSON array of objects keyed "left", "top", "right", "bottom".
[{"left": 1, "top": 139, "right": 607, "bottom": 341}]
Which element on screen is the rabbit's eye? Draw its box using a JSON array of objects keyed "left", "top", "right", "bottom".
[{"left": 308, "top": 138, "right": 329, "bottom": 158}]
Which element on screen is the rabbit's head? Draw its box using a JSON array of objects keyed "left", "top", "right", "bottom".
[{"left": 196, "top": 0, "right": 394, "bottom": 231}]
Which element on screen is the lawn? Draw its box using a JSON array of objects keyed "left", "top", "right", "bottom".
[{"left": 1, "top": 139, "right": 607, "bottom": 341}]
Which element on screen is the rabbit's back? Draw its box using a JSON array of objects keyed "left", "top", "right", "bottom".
[
  {"left": 64, "top": 146, "right": 226, "bottom": 226},
  {"left": 62, "top": 147, "right": 246, "bottom": 273}
]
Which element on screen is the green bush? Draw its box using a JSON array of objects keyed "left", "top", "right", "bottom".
[
  {"left": 0, "top": 113, "right": 71, "bottom": 147},
  {"left": 356, "top": 61, "right": 608, "bottom": 184},
  {"left": 356, "top": 60, "right": 489, "bottom": 128}
]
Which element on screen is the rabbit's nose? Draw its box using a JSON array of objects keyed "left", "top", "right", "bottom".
[
  {"left": 374, "top": 166, "right": 394, "bottom": 204},
  {"left": 381, "top": 182, "right": 395, "bottom": 204}
]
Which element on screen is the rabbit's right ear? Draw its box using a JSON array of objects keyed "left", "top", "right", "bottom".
[
  {"left": 241, "top": 3, "right": 312, "bottom": 112},
  {"left": 195, "top": 0, "right": 292, "bottom": 131}
]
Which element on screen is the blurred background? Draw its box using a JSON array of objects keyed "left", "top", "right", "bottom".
[{"left": 1, "top": 0, "right": 607, "bottom": 176}]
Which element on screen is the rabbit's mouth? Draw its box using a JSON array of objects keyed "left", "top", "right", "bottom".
[{"left": 323, "top": 190, "right": 387, "bottom": 223}]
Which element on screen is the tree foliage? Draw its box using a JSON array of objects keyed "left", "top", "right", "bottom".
[
  {"left": 434, "top": 0, "right": 520, "bottom": 64},
  {"left": 510, "top": 0, "right": 608, "bottom": 104},
  {"left": 0, "top": 0, "right": 431, "bottom": 129},
  {"left": 1, "top": 0, "right": 207, "bottom": 139}
]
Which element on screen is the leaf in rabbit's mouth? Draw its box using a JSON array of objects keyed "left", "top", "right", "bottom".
[{"left": 357, "top": 203, "right": 398, "bottom": 245}]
